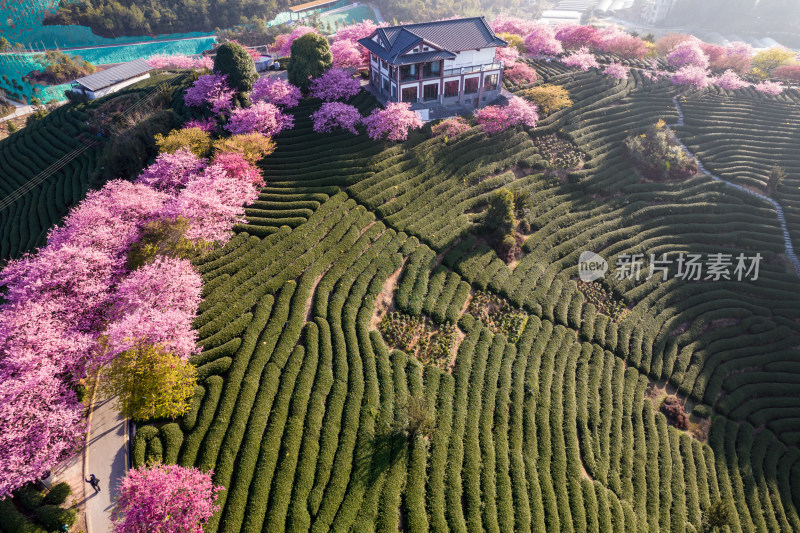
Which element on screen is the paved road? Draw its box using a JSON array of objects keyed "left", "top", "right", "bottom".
[{"left": 84, "top": 393, "right": 128, "bottom": 533}]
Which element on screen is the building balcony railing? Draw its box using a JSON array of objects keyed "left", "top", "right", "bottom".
[{"left": 442, "top": 61, "right": 504, "bottom": 77}]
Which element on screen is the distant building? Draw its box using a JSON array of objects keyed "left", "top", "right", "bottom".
[
  {"left": 358, "top": 17, "right": 507, "bottom": 109},
  {"left": 642, "top": 0, "right": 676, "bottom": 26},
  {"left": 70, "top": 58, "right": 151, "bottom": 100},
  {"left": 540, "top": 10, "right": 583, "bottom": 25}
]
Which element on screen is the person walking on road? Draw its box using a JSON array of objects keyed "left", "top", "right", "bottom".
[{"left": 86, "top": 474, "right": 101, "bottom": 493}]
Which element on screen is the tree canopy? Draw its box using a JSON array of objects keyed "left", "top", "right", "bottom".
[
  {"left": 287, "top": 33, "right": 332, "bottom": 90},
  {"left": 213, "top": 42, "right": 258, "bottom": 96},
  {"left": 100, "top": 343, "right": 198, "bottom": 422}
]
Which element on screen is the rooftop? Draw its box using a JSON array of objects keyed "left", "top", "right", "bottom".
[
  {"left": 358, "top": 16, "right": 506, "bottom": 64},
  {"left": 288, "top": 0, "right": 339, "bottom": 13},
  {"left": 73, "top": 58, "right": 151, "bottom": 92}
]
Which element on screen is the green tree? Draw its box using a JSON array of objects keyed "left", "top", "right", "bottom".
[
  {"left": 287, "top": 32, "right": 332, "bottom": 90},
  {"left": 100, "top": 344, "right": 198, "bottom": 422},
  {"left": 127, "top": 217, "right": 211, "bottom": 270},
  {"left": 702, "top": 499, "right": 731, "bottom": 532},
  {"left": 0, "top": 37, "right": 11, "bottom": 52},
  {"left": 766, "top": 165, "right": 785, "bottom": 196},
  {"left": 213, "top": 42, "right": 258, "bottom": 97},
  {"left": 36, "top": 49, "right": 95, "bottom": 84},
  {"left": 485, "top": 189, "right": 516, "bottom": 236},
  {"left": 394, "top": 396, "right": 433, "bottom": 439}
]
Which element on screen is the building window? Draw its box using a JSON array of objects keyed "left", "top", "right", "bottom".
[
  {"left": 401, "top": 86, "right": 418, "bottom": 103},
  {"left": 464, "top": 77, "right": 479, "bottom": 94},
  {"left": 391, "top": 83, "right": 397, "bottom": 99},
  {"left": 422, "top": 61, "right": 441, "bottom": 79},
  {"left": 381, "top": 59, "right": 388, "bottom": 70},
  {"left": 444, "top": 80, "right": 459, "bottom": 97},
  {"left": 423, "top": 83, "right": 439, "bottom": 101},
  {"left": 372, "top": 69, "right": 379, "bottom": 85},
  {"left": 382, "top": 76, "right": 390, "bottom": 94},
  {"left": 483, "top": 74, "right": 498, "bottom": 91},
  {"left": 400, "top": 64, "right": 418, "bottom": 81},
  {"left": 371, "top": 53, "right": 377, "bottom": 62}
]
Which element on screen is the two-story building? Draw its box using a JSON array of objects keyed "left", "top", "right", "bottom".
[{"left": 358, "top": 17, "right": 508, "bottom": 110}]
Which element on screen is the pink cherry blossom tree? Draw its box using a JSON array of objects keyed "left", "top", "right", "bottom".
[
  {"left": 311, "top": 102, "right": 362, "bottom": 134},
  {"left": 555, "top": 25, "right": 600, "bottom": 50},
  {"left": 700, "top": 43, "right": 726, "bottom": 70},
  {"left": 184, "top": 73, "right": 236, "bottom": 114},
  {"left": 666, "top": 40, "right": 709, "bottom": 69},
  {"left": 562, "top": 47, "right": 600, "bottom": 71},
  {"left": 754, "top": 80, "right": 785, "bottom": 95},
  {"left": 331, "top": 39, "right": 365, "bottom": 69},
  {"left": 277, "top": 26, "right": 318, "bottom": 57},
  {"left": 270, "top": 34, "right": 291, "bottom": 56},
  {"left": 596, "top": 27, "right": 649, "bottom": 60},
  {"left": 523, "top": 24, "right": 563, "bottom": 57},
  {"left": 183, "top": 117, "right": 217, "bottom": 132},
  {"left": 335, "top": 20, "right": 381, "bottom": 43},
  {"left": 0, "top": 360, "right": 86, "bottom": 497},
  {"left": 362, "top": 102, "right": 424, "bottom": 142},
  {"left": 47, "top": 180, "right": 168, "bottom": 258},
  {"left": 103, "top": 257, "right": 201, "bottom": 362},
  {"left": 250, "top": 77, "right": 301, "bottom": 108},
  {"left": 504, "top": 62, "right": 538, "bottom": 84},
  {"left": 671, "top": 65, "right": 712, "bottom": 90},
  {"left": 431, "top": 116, "right": 470, "bottom": 138},
  {"left": 474, "top": 95, "right": 537, "bottom": 135},
  {"left": 491, "top": 14, "right": 538, "bottom": 37},
  {"left": 225, "top": 101, "right": 294, "bottom": 136},
  {"left": 112, "top": 463, "right": 222, "bottom": 533},
  {"left": 713, "top": 70, "right": 748, "bottom": 90},
  {"left": 136, "top": 148, "right": 208, "bottom": 194},
  {"left": 164, "top": 162, "right": 260, "bottom": 243},
  {"left": 495, "top": 45, "right": 519, "bottom": 66},
  {"left": 212, "top": 152, "right": 265, "bottom": 188},
  {"left": 718, "top": 42, "right": 753, "bottom": 74},
  {"left": 146, "top": 54, "right": 212, "bottom": 70},
  {"left": 309, "top": 68, "right": 362, "bottom": 102},
  {"left": 773, "top": 65, "right": 800, "bottom": 82},
  {"left": 603, "top": 62, "right": 629, "bottom": 80}
]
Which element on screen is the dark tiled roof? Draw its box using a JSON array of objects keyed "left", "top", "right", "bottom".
[
  {"left": 74, "top": 58, "right": 151, "bottom": 91},
  {"left": 358, "top": 16, "right": 506, "bottom": 65},
  {"left": 393, "top": 50, "right": 457, "bottom": 65}
]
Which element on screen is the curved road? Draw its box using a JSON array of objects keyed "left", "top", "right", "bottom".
[{"left": 84, "top": 390, "right": 128, "bottom": 533}]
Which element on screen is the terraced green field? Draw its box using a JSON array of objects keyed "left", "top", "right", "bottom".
[
  {"left": 54, "top": 64, "right": 800, "bottom": 530},
  {"left": 0, "top": 73, "right": 191, "bottom": 260}
]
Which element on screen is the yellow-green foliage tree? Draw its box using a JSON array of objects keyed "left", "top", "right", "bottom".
[
  {"left": 212, "top": 132, "right": 276, "bottom": 164},
  {"left": 155, "top": 127, "right": 212, "bottom": 157},
  {"left": 519, "top": 84, "right": 573, "bottom": 115},
  {"left": 497, "top": 32, "right": 526, "bottom": 54},
  {"left": 101, "top": 344, "right": 198, "bottom": 421},
  {"left": 751, "top": 47, "right": 796, "bottom": 78},
  {"left": 126, "top": 217, "right": 211, "bottom": 271}
]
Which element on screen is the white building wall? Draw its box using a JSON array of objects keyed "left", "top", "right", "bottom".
[
  {"left": 87, "top": 73, "right": 151, "bottom": 100},
  {"left": 444, "top": 47, "right": 497, "bottom": 69}
]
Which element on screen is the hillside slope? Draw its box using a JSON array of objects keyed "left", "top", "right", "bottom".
[{"left": 124, "top": 70, "right": 800, "bottom": 532}]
